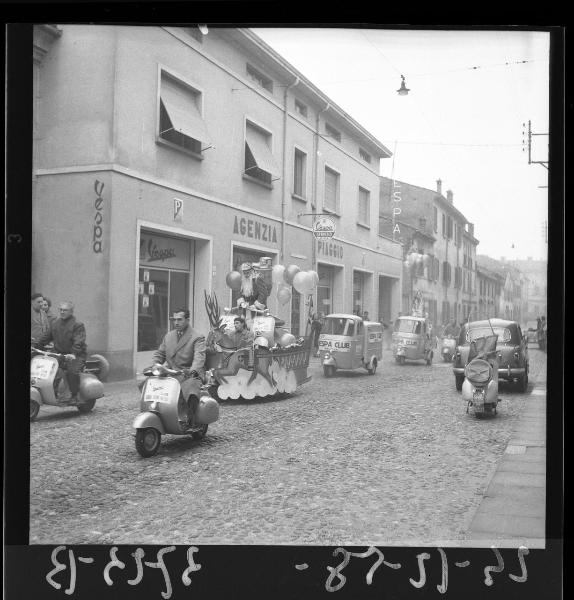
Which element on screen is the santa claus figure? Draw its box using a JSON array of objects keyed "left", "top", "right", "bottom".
[{"left": 237, "top": 262, "right": 269, "bottom": 310}]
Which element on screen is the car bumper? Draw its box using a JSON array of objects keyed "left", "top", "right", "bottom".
[{"left": 453, "top": 366, "right": 526, "bottom": 378}]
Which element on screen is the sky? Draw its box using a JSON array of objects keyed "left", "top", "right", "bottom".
[{"left": 253, "top": 27, "right": 550, "bottom": 262}]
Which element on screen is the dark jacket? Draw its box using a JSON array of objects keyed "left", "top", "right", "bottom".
[
  {"left": 38, "top": 316, "right": 87, "bottom": 358},
  {"left": 238, "top": 275, "right": 269, "bottom": 306}
]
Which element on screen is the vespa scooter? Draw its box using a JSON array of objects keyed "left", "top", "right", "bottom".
[
  {"left": 440, "top": 335, "right": 457, "bottom": 362},
  {"left": 462, "top": 334, "right": 500, "bottom": 417},
  {"left": 133, "top": 364, "right": 220, "bottom": 457},
  {"left": 30, "top": 347, "right": 109, "bottom": 420}
]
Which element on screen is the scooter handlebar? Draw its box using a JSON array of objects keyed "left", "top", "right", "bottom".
[{"left": 31, "top": 347, "right": 65, "bottom": 359}]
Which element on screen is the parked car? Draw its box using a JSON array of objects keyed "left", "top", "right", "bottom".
[
  {"left": 524, "top": 320, "right": 539, "bottom": 345},
  {"left": 453, "top": 319, "right": 529, "bottom": 392}
]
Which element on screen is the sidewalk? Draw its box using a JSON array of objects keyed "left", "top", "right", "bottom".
[{"left": 465, "top": 365, "right": 547, "bottom": 548}]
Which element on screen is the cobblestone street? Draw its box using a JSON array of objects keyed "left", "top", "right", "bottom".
[{"left": 30, "top": 346, "right": 547, "bottom": 546}]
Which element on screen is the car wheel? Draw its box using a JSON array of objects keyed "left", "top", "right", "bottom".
[
  {"left": 77, "top": 399, "right": 96, "bottom": 414},
  {"left": 367, "top": 359, "right": 377, "bottom": 375},
  {"left": 517, "top": 372, "right": 529, "bottom": 393},
  {"left": 455, "top": 375, "right": 464, "bottom": 391},
  {"left": 30, "top": 399, "right": 40, "bottom": 421},
  {"left": 135, "top": 428, "right": 161, "bottom": 457},
  {"left": 323, "top": 365, "right": 336, "bottom": 378}
]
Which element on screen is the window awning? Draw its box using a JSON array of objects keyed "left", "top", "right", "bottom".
[
  {"left": 245, "top": 126, "right": 280, "bottom": 177},
  {"left": 160, "top": 79, "right": 211, "bottom": 145}
]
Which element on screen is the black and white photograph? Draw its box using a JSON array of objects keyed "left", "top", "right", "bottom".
[{"left": 5, "top": 19, "right": 563, "bottom": 599}]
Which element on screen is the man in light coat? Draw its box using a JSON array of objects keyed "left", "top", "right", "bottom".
[{"left": 153, "top": 308, "right": 206, "bottom": 425}]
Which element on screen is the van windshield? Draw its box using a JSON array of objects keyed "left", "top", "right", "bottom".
[
  {"left": 322, "top": 318, "right": 356, "bottom": 336},
  {"left": 395, "top": 319, "right": 422, "bottom": 334}
]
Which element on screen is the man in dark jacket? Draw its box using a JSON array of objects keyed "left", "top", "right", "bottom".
[
  {"left": 153, "top": 308, "right": 206, "bottom": 425},
  {"left": 38, "top": 301, "right": 87, "bottom": 402}
]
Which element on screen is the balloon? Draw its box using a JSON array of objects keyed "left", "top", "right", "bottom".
[
  {"left": 422, "top": 254, "right": 430, "bottom": 267},
  {"left": 272, "top": 264, "right": 286, "bottom": 285},
  {"left": 309, "top": 270, "right": 319, "bottom": 287},
  {"left": 283, "top": 264, "right": 301, "bottom": 285},
  {"left": 415, "top": 254, "right": 423, "bottom": 265},
  {"left": 279, "top": 332, "right": 297, "bottom": 347},
  {"left": 225, "top": 271, "right": 242, "bottom": 290},
  {"left": 277, "top": 286, "right": 292, "bottom": 305},
  {"left": 293, "top": 271, "right": 313, "bottom": 294},
  {"left": 403, "top": 260, "right": 410, "bottom": 269}
]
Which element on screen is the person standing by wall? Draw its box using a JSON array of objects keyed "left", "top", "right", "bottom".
[{"left": 310, "top": 312, "right": 323, "bottom": 357}]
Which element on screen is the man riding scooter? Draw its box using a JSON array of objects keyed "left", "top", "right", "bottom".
[
  {"left": 36, "top": 301, "right": 87, "bottom": 403},
  {"left": 152, "top": 308, "right": 206, "bottom": 426}
]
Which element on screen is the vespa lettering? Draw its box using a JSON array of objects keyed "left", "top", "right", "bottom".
[
  {"left": 140, "top": 238, "right": 177, "bottom": 263},
  {"left": 392, "top": 180, "right": 401, "bottom": 238},
  {"left": 233, "top": 216, "right": 278, "bottom": 243},
  {"left": 93, "top": 180, "right": 105, "bottom": 253}
]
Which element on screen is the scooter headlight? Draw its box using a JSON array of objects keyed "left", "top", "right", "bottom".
[{"left": 152, "top": 368, "right": 161, "bottom": 376}]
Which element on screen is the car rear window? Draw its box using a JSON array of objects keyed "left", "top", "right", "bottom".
[{"left": 466, "top": 326, "right": 511, "bottom": 343}]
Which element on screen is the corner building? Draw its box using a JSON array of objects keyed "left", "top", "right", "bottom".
[{"left": 32, "top": 25, "right": 403, "bottom": 379}]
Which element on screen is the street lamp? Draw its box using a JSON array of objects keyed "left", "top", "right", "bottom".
[{"left": 397, "top": 75, "right": 410, "bottom": 96}]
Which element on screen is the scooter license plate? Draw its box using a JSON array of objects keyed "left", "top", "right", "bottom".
[
  {"left": 144, "top": 390, "right": 171, "bottom": 403},
  {"left": 473, "top": 390, "right": 485, "bottom": 405}
]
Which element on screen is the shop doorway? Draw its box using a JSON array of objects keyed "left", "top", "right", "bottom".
[
  {"left": 378, "top": 275, "right": 394, "bottom": 325},
  {"left": 317, "top": 265, "right": 334, "bottom": 316},
  {"left": 137, "top": 231, "right": 194, "bottom": 373}
]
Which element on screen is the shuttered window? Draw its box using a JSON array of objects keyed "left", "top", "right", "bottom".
[
  {"left": 244, "top": 122, "right": 280, "bottom": 185},
  {"left": 324, "top": 167, "right": 339, "bottom": 212},
  {"left": 358, "top": 186, "right": 370, "bottom": 226},
  {"left": 159, "top": 72, "right": 211, "bottom": 154},
  {"left": 293, "top": 148, "right": 306, "bottom": 198}
]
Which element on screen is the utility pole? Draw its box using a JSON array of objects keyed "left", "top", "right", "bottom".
[{"left": 522, "top": 120, "right": 549, "bottom": 170}]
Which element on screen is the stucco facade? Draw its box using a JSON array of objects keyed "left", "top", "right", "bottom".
[{"left": 32, "top": 25, "right": 403, "bottom": 379}]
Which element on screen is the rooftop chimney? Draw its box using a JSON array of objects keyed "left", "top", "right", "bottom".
[
  {"left": 446, "top": 190, "right": 453, "bottom": 204},
  {"left": 436, "top": 179, "right": 442, "bottom": 195}
]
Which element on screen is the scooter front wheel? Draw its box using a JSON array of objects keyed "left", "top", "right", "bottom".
[
  {"left": 135, "top": 428, "right": 161, "bottom": 457},
  {"left": 323, "top": 365, "right": 336, "bottom": 378},
  {"left": 192, "top": 424, "right": 208, "bottom": 440},
  {"left": 77, "top": 399, "right": 96, "bottom": 414},
  {"left": 30, "top": 399, "right": 40, "bottom": 421}
]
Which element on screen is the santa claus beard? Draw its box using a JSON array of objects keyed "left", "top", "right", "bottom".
[{"left": 240, "top": 275, "right": 253, "bottom": 298}]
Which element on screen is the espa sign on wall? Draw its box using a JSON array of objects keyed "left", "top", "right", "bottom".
[{"left": 312, "top": 217, "right": 336, "bottom": 239}]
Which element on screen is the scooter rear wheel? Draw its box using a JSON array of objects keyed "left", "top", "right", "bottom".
[
  {"left": 135, "top": 428, "right": 161, "bottom": 457},
  {"left": 192, "top": 424, "right": 208, "bottom": 440},
  {"left": 30, "top": 399, "right": 40, "bottom": 421},
  {"left": 77, "top": 399, "right": 96, "bottom": 414}
]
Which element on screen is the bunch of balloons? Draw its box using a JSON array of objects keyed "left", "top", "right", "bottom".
[
  {"left": 403, "top": 252, "right": 430, "bottom": 272},
  {"left": 224, "top": 263, "right": 318, "bottom": 306},
  {"left": 272, "top": 264, "right": 319, "bottom": 305}
]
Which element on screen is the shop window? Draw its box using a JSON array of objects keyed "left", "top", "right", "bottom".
[
  {"left": 358, "top": 186, "right": 370, "bottom": 226},
  {"left": 324, "top": 166, "right": 340, "bottom": 213},
  {"left": 294, "top": 99, "right": 308, "bottom": 118},
  {"left": 159, "top": 72, "right": 211, "bottom": 156},
  {"left": 293, "top": 148, "right": 307, "bottom": 199},
  {"left": 317, "top": 266, "right": 334, "bottom": 315},
  {"left": 246, "top": 64, "right": 273, "bottom": 93},
  {"left": 244, "top": 121, "right": 280, "bottom": 185},
  {"left": 325, "top": 123, "right": 341, "bottom": 142},
  {"left": 353, "top": 271, "right": 365, "bottom": 315}
]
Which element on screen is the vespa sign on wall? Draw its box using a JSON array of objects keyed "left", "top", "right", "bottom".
[
  {"left": 139, "top": 232, "right": 191, "bottom": 270},
  {"left": 312, "top": 217, "right": 336, "bottom": 239}
]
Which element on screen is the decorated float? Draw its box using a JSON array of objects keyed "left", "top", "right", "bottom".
[{"left": 203, "top": 260, "right": 318, "bottom": 400}]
